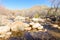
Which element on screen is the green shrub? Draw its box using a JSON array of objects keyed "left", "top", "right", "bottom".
[{"left": 34, "top": 13, "right": 40, "bottom": 18}]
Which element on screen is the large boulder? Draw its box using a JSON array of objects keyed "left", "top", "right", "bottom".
[
  {"left": 0, "top": 26, "right": 10, "bottom": 34},
  {"left": 0, "top": 26, "right": 11, "bottom": 38},
  {"left": 32, "top": 23, "right": 43, "bottom": 30},
  {"left": 10, "top": 21, "right": 29, "bottom": 31}
]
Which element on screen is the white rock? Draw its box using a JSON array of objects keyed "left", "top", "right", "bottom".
[
  {"left": 24, "top": 27, "right": 31, "bottom": 31},
  {"left": 32, "top": 23, "right": 42, "bottom": 29},
  {"left": 0, "top": 34, "right": 5, "bottom": 38},
  {"left": 29, "top": 22, "right": 34, "bottom": 25},
  {"left": 24, "top": 23, "right": 29, "bottom": 28},
  {"left": 58, "top": 27, "right": 60, "bottom": 29},
  {"left": 37, "top": 26, "right": 43, "bottom": 30},
  {"left": 0, "top": 26, "right": 11, "bottom": 38},
  {"left": 0, "top": 32, "right": 12, "bottom": 38},
  {"left": 44, "top": 29, "right": 47, "bottom": 32},
  {"left": 32, "top": 18, "right": 39, "bottom": 22},
  {"left": 52, "top": 24, "right": 58, "bottom": 28},
  {"left": 32, "top": 18, "right": 45, "bottom": 22},
  {"left": 0, "top": 26, "right": 10, "bottom": 34}
]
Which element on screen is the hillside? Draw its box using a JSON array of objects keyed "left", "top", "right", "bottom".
[{"left": 0, "top": 5, "right": 49, "bottom": 17}]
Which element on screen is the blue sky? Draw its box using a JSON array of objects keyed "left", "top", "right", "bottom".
[{"left": 0, "top": 0, "right": 51, "bottom": 10}]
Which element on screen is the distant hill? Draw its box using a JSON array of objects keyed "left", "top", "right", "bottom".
[
  {"left": 1, "top": 5, "right": 60, "bottom": 18},
  {"left": 12, "top": 5, "right": 49, "bottom": 17}
]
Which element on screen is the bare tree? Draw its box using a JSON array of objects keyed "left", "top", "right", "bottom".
[
  {"left": 47, "top": 0, "right": 60, "bottom": 16},
  {"left": 47, "top": 0, "right": 55, "bottom": 16}
]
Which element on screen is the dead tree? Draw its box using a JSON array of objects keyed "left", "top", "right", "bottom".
[{"left": 47, "top": 0, "right": 60, "bottom": 16}]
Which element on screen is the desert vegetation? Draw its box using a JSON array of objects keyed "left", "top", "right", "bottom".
[{"left": 0, "top": 0, "right": 60, "bottom": 40}]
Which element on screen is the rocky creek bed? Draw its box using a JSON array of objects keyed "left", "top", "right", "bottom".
[
  {"left": 0, "top": 24, "right": 60, "bottom": 40},
  {"left": 8, "top": 24, "right": 60, "bottom": 40}
]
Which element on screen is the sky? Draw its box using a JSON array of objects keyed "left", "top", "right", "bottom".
[{"left": 0, "top": 0, "right": 51, "bottom": 10}]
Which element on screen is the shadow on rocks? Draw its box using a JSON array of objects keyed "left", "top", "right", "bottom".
[{"left": 9, "top": 31, "right": 57, "bottom": 40}]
